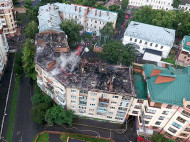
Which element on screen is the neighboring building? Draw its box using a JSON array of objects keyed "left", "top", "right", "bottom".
[
  {"left": 122, "top": 21, "right": 175, "bottom": 62},
  {"left": 0, "top": 0, "right": 17, "bottom": 36},
  {"left": 176, "top": 36, "right": 190, "bottom": 67},
  {"left": 38, "top": 3, "right": 118, "bottom": 36},
  {"left": 129, "top": 64, "right": 190, "bottom": 141},
  {"left": 35, "top": 29, "right": 136, "bottom": 123},
  {"left": 179, "top": 0, "right": 190, "bottom": 12},
  {"left": 0, "top": 21, "right": 9, "bottom": 77},
  {"left": 128, "top": 0, "right": 173, "bottom": 10}
]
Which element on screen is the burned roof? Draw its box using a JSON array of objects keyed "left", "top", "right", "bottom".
[{"left": 35, "top": 30, "right": 135, "bottom": 95}]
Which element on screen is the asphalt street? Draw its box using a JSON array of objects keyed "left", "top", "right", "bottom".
[{"left": 0, "top": 53, "right": 15, "bottom": 140}]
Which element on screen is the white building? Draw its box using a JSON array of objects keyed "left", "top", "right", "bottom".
[
  {"left": 0, "top": 21, "right": 9, "bottom": 76},
  {"left": 38, "top": 3, "right": 118, "bottom": 36},
  {"left": 122, "top": 21, "right": 175, "bottom": 61},
  {"left": 128, "top": 0, "right": 174, "bottom": 10},
  {"left": 179, "top": 0, "right": 190, "bottom": 12}
]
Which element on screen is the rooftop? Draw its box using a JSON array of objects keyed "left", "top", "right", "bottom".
[
  {"left": 143, "top": 64, "right": 190, "bottom": 106},
  {"left": 38, "top": 3, "right": 118, "bottom": 33},
  {"left": 180, "top": 0, "right": 190, "bottom": 5},
  {"left": 144, "top": 48, "right": 162, "bottom": 56},
  {"left": 124, "top": 21, "right": 176, "bottom": 47},
  {"left": 182, "top": 36, "right": 190, "bottom": 52},
  {"left": 35, "top": 30, "right": 135, "bottom": 95}
]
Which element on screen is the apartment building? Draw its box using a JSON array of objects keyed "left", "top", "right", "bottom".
[
  {"left": 179, "top": 0, "right": 190, "bottom": 12},
  {"left": 38, "top": 3, "right": 118, "bottom": 36},
  {"left": 0, "top": 21, "right": 9, "bottom": 77},
  {"left": 35, "top": 28, "right": 136, "bottom": 123},
  {"left": 176, "top": 36, "right": 190, "bottom": 67},
  {"left": 0, "top": 0, "right": 16, "bottom": 36},
  {"left": 130, "top": 64, "right": 190, "bottom": 141},
  {"left": 122, "top": 21, "right": 175, "bottom": 62},
  {"left": 128, "top": 0, "right": 173, "bottom": 10}
]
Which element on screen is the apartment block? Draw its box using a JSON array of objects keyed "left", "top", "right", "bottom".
[
  {"left": 38, "top": 3, "right": 118, "bottom": 36},
  {"left": 0, "top": 0, "right": 16, "bottom": 36},
  {"left": 0, "top": 21, "right": 9, "bottom": 77},
  {"left": 131, "top": 64, "right": 190, "bottom": 141},
  {"left": 128, "top": 0, "right": 173, "bottom": 10},
  {"left": 122, "top": 21, "right": 175, "bottom": 62},
  {"left": 176, "top": 36, "right": 190, "bottom": 67}
]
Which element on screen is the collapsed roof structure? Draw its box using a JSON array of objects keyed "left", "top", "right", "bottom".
[{"left": 35, "top": 30, "right": 135, "bottom": 95}]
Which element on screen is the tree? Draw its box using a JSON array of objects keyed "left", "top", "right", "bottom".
[
  {"left": 22, "top": 38, "right": 36, "bottom": 80},
  {"left": 95, "top": 3, "right": 108, "bottom": 10},
  {"left": 73, "top": 0, "right": 96, "bottom": 7},
  {"left": 121, "top": 0, "right": 128, "bottom": 10},
  {"left": 100, "top": 22, "right": 115, "bottom": 41},
  {"left": 100, "top": 40, "right": 136, "bottom": 65},
  {"left": 25, "top": 21, "right": 38, "bottom": 39},
  {"left": 109, "top": 4, "right": 120, "bottom": 11},
  {"left": 45, "top": 105, "right": 74, "bottom": 126},
  {"left": 60, "top": 20, "right": 83, "bottom": 47},
  {"left": 13, "top": 53, "right": 22, "bottom": 75},
  {"left": 172, "top": 0, "right": 181, "bottom": 8},
  {"left": 24, "top": 0, "right": 39, "bottom": 22}
]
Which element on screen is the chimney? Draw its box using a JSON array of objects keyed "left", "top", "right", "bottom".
[
  {"left": 79, "top": 7, "right": 81, "bottom": 13},
  {"left": 99, "top": 11, "right": 101, "bottom": 17},
  {"left": 75, "top": 6, "right": 77, "bottom": 11},
  {"left": 107, "top": 12, "right": 109, "bottom": 16},
  {"left": 95, "top": 10, "right": 97, "bottom": 16},
  {"left": 109, "top": 76, "right": 113, "bottom": 91}
]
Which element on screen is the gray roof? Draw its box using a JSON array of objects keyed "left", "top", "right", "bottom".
[
  {"left": 180, "top": 0, "right": 190, "bottom": 5},
  {"left": 124, "top": 21, "right": 176, "bottom": 47}
]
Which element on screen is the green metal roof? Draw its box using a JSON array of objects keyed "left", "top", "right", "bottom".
[
  {"left": 183, "top": 36, "right": 190, "bottom": 52},
  {"left": 134, "top": 74, "right": 148, "bottom": 100},
  {"left": 143, "top": 64, "right": 190, "bottom": 106}
]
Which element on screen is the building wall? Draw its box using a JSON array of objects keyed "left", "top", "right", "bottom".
[
  {"left": 66, "top": 88, "right": 133, "bottom": 123},
  {"left": 0, "top": 0, "right": 17, "bottom": 36},
  {"left": 179, "top": 4, "right": 190, "bottom": 13},
  {"left": 122, "top": 35, "right": 171, "bottom": 58},
  {"left": 128, "top": 0, "right": 173, "bottom": 10}
]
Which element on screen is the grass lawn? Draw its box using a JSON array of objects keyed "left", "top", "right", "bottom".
[
  {"left": 6, "top": 75, "right": 20, "bottom": 142},
  {"left": 36, "top": 132, "right": 49, "bottom": 142},
  {"left": 60, "top": 133, "right": 111, "bottom": 142},
  {"left": 161, "top": 49, "right": 176, "bottom": 65}
]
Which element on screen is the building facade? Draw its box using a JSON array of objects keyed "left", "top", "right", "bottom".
[
  {"left": 0, "top": 21, "right": 9, "bottom": 77},
  {"left": 122, "top": 21, "right": 175, "bottom": 62},
  {"left": 128, "top": 0, "right": 173, "bottom": 10},
  {"left": 38, "top": 3, "right": 118, "bottom": 36},
  {"left": 0, "top": 0, "right": 17, "bottom": 36},
  {"left": 179, "top": 0, "right": 190, "bottom": 12},
  {"left": 176, "top": 36, "right": 190, "bottom": 67}
]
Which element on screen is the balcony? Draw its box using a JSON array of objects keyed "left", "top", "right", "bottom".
[
  {"left": 79, "top": 101, "right": 87, "bottom": 106},
  {"left": 98, "top": 101, "right": 108, "bottom": 108},
  {"left": 79, "top": 90, "right": 88, "bottom": 96},
  {"left": 116, "top": 112, "right": 125, "bottom": 118},
  {"left": 46, "top": 88, "right": 54, "bottom": 98},
  {"left": 118, "top": 107, "right": 127, "bottom": 112}
]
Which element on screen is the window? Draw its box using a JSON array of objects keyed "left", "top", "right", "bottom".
[
  {"left": 145, "top": 42, "right": 147, "bottom": 45},
  {"left": 134, "top": 105, "right": 141, "bottom": 109},
  {"left": 187, "top": 105, "right": 190, "bottom": 109},
  {"left": 158, "top": 116, "right": 165, "bottom": 120},
  {"left": 94, "top": 26, "right": 96, "bottom": 29},
  {"left": 110, "top": 107, "right": 115, "bottom": 109},
  {"left": 130, "top": 38, "right": 132, "bottom": 41},
  {"left": 145, "top": 121, "right": 149, "bottom": 124},
  {"left": 176, "top": 116, "right": 186, "bottom": 123},
  {"left": 91, "top": 92, "right": 97, "bottom": 96},
  {"left": 111, "top": 101, "right": 117, "bottom": 104},
  {"left": 90, "top": 98, "right": 96, "bottom": 101},
  {"left": 166, "top": 105, "right": 172, "bottom": 109},
  {"left": 95, "top": 20, "right": 97, "bottom": 23},
  {"left": 89, "top": 109, "right": 94, "bottom": 112},
  {"left": 75, "top": 16, "right": 77, "bottom": 19},
  {"left": 180, "top": 133, "right": 188, "bottom": 137},
  {"left": 168, "top": 127, "right": 177, "bottom": 134},
  {"left": 172, "top": 122, "right": 181, "bottom": 129},
  {"left": 155, "top": 121, "right": 161, "bottom": 125},
  {"left": 108, "top": 112, "right": 113, "bottom": 115},
  {"left": 144, "top": 115, "right": 152, "bottom": 119},
  {"left": 71, "top": 95, "right": 76, "bottom": 99},
  {"left": 102, "top": 93, "right": 107, "bottom": 98},
  {"left": 113, "top": 96, "right": 119, "bottom": 99},
  {"left": 182, "top": 110, "right": 190, "bottom": 118},
  {"left": 71, "top": 100, "right": 76, "bottom": 103},
  {"left": 80, "top": 90, "right": 88, "bottom": 94},
  {"left": 90, "top": 104, "right": 95, "bottom": 107},
  {"left": 89, "top": 113, "right": 93, "bottom": 115},
  {"left": 107, "top": 116, "right": 112, "bottom": 119},
  {"left": 184, "top": 56, "right": 187, "bottom": 59},
  {"left": 137, "top": 100, "right": 143, "bottom": 103},
  {"left": 71, "top": 89, "right": 76, "bottom": 93},
  {"left": 160, "top": 46, "right": 163, "bottom": 49},
  {"left": 155, "top": 44, "right": 158, "bottom": 47},
  {"left": 162, "top": 111, "right": 169, "bottom": 115},
  {"left": 150, "top": 43, "right": 153, "bottom": 46},
  {"left": 184, "top": 127, "right": 190, "bottom": 132},
  {"left": 147, "top": 109, "right": 156, "bottom": 114},
  {"left": 132, "top": 111, "right": 138, "bottom": 114},
  {"left": 135, "top": 39, "right": 137, "bottom": 42},
  {"left": 115, "top": 117, "right": 123, "bottom": 120},
  {"left": 139, "top": 40, "right": 142, "bottom": 43},
  {"left": 153, "top": 126, "right": 158, "bottom": 129},
  {"left": 71, "top": 106, "right": 76, "bottom": 109}
]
